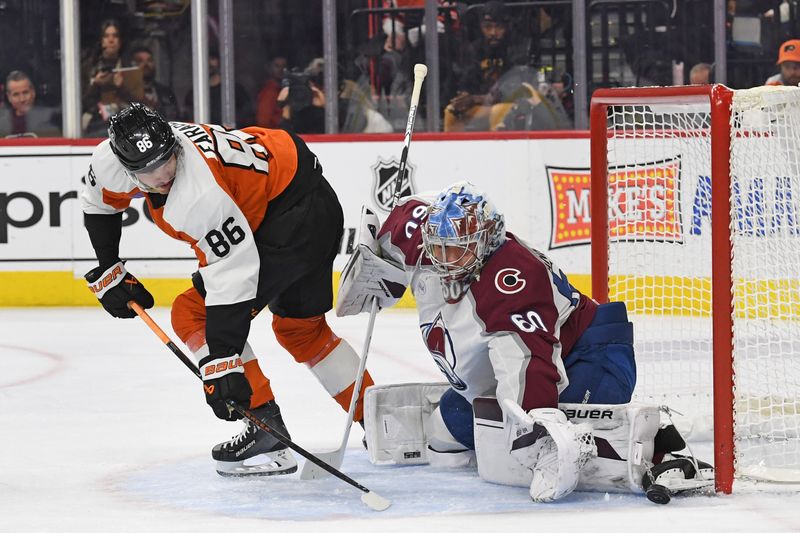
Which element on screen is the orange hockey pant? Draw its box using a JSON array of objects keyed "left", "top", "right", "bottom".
[{"left": 171, "top": 287, "right": 373, "bottom": 420}]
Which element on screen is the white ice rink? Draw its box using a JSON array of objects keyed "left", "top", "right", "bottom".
[{"left": 3, "top": 307, "right": 800, "bottom": 532}]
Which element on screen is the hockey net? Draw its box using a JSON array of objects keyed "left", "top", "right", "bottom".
[{"left": 590, "top": 85, "right": 800, "bottom": 492}]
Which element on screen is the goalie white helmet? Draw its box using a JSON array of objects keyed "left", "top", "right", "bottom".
[{"left": 421, "top": 182, "right": 506, "bottom": 303}]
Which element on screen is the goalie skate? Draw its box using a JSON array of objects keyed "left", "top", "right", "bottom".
[
  {"left": 642, "top": 454, "right": 715, "bottom": 504},
  {"left": 212, "top": 401, "right": 298, "bottom": 477}
]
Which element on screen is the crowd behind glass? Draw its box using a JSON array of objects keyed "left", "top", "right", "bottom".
[{"left": 2, "top": 0, "right": 799, "bottom": 138}]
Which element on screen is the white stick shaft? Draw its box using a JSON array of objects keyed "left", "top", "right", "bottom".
[
  {"left": 338, "top": 297, "right": 379, "bottom": 450},
  {"left": 404, "top": 64, "right": 427, "bottom": 144},
  {"left": 393, "top": 63, "right": 428, "bottom": 205},
  {"left": 301, "top": 64, "right": 427, "bottom": 482}
]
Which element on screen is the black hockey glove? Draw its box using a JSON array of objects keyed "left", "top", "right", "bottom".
[
  {"left": 199, "top": 352, "right": 253, "bottom": 421},
  {"left": 85, "top": 261, "right": 154, "bottom": 319}
]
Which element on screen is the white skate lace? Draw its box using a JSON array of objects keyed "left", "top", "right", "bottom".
[{"left": 224, "top": 421, "right": 255, "bottom": 449}]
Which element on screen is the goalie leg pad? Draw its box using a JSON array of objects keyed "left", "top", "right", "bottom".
[
  {"left": 363, "top": 382, "right": 451, "bottom": 465},
  {"left": 427, "top": 406, "right": 476, "bottom": 467},
  {"left": 473, "top": 398, "right": 662, "bottom": 495},
  {"left": 562, "top": 402, "right": 660, "bottom": 493},
  {"left": 473, "top": 397, "right": 531, "bottom": 487}
]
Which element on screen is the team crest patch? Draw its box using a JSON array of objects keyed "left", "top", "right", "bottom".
[
  {"left": 495, "top": 268, "right": 526, "bottom": 294},
  {"left": 371, "top": 157, "right": 416, "bottom": 212},
  {"left": 421, "top": 313, "right": 467, "bottom": 391}
]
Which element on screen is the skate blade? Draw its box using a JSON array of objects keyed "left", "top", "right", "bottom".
[{"left": 216, "top": 448, "right": 298, "bottom": 477}]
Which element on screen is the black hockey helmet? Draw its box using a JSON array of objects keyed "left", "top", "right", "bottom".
[{"left": 108, "top": 102, "right": 176, "bottom": 173}]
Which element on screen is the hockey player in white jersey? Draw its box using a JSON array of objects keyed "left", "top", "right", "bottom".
[
  {"left": 338, "top": 181, "right": 713, "bottom": 503},
  {"left": 81, "top": 103, "right": 375, "bottom": 477}
]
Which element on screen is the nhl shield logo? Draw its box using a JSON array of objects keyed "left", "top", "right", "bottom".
[{"left": 371, "top": 157, "right": 416, "bottom": 212}]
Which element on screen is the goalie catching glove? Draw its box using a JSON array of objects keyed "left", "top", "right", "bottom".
[
  {"left": 336, "top": 206, "right": 407, "bottom": 317},
  {"left": 85, "top": 260, "right": 154, "bottom": 318},
  {"left": 199, "top": 351, "right": 252, "bottom": 421},
  {"left": 504, "top": 399, "right": 597, "bottom": 502}
]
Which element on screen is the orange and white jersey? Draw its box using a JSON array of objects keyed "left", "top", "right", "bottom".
[{"left": 80, "top": 122, "right": 298, "bottom": 308}]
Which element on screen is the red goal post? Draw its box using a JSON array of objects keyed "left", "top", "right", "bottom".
[{"left": 590, "top": 84, "right": 800, "bottom": 494}]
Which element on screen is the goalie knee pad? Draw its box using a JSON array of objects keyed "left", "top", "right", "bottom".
[{"left": 363, "top": 382, "right": 451, "bottom": 465}]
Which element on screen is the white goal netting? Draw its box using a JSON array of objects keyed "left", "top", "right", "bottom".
[{"left": 600, "top": 86, "right": 800, "bottom": 483}]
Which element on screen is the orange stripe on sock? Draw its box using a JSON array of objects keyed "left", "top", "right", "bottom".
[{"left": 332, "top": 371, "right": 375, "bottom": 422}]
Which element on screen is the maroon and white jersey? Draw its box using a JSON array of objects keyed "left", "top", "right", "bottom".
[{"left": 377, "top": 196, "right": 598, "bottom": 411}]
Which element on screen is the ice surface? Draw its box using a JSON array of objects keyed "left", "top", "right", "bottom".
[{"left": 2, "top": 308, "right": 800, "bottom": 532}]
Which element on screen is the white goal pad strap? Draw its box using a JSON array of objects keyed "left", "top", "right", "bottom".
[
  {"left": 364, "top": 382, "right": 451, "bottom": 465},
  {"left": 473, "top": 398, "right": 660, "bottom": 494},
  {"left": 336, "top": 206, "right": 408, "bottom": 317}
]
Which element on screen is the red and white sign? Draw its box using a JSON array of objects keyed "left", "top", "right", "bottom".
[{"left": 546, "top": 159, "right": 683, "bottom": 249}]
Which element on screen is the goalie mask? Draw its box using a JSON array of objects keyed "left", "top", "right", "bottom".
[
  {"left": 421, "top": 182, "right": 506, "bottom": 303},
  {"left": 108, "top": 102, "right": 178, "bottom": 193}
]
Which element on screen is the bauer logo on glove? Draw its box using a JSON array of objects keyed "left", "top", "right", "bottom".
[
  {"left": 199, "top": 352, "right": 252, "bottom": 421},
  {"left": 85, "top": 260, "right": 154, "bottom": 319},
  {"left": 203, "top": 356, "right": 244, "bottom": 377}
]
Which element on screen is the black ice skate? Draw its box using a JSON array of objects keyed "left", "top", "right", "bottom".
[{"left": 212, "top": 400, "right": 298, "bottom": 477}]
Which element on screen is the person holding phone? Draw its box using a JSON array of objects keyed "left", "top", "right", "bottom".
[{"left": 80, "top": 19, "right": 141, "bottom": 136}]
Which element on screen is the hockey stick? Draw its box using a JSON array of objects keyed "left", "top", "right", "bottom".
[
  {"left": 129, "top": 301, "right": 391, "bottom": 512},
  {"left": 300, "top": 63, "right": 428, "bottom": 480}
]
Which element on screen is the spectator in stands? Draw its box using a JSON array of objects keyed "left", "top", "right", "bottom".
[
  {"left": 375, "top": 3, "right": 418, "bottom": 130},
  {"left": 277, "top": 60, "right": 326, "bottom": 134},
  {"left": 81, "top": 19, "right": 141, "bottom": 137},
  {"left": 0, "top": 70, "right": 59, "bottom": 137},
  {"left": 256, "top": 56, "right": 287, "bottom": 128},
  {"left": 689, "top": 63, "right": 713, "bottom": 85},
  {"left": 445, "top": 1, "right": 568, "bottom": 132},
  {"left": 494, "top": 67, "right": 572, "bottom": 131},
  {"left": 444, "top": 1, "right": 516, "bottom": 132},
  {"left": 277, "top": 58, "right": 392, "bottom": 134},
  {"left": 131, "top": 46, "right": 180, "bottom": 120},
  {"left": 184, "top": 48, "right": 253, "bottom": 126},
  {"left": 765, "top": 39, "right": 800, "bottom": 87},
  {"left": 354, "top": 0, "right": 461, "bottom": 131}
]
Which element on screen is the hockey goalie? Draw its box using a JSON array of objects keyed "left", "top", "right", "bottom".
[{"left": 337, "top": 181, "right": 713, "bottom": 503}]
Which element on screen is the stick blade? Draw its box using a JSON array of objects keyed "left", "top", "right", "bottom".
[
  {"left": 299, "top": 449, "right": 345, "bottom": 480},
  {"left": 361, "top": 490, "right": 391, "bottom": 511}
]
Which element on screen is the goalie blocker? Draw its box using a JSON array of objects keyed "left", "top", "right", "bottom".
[{"left": 363, "top": 383, "right": 713, "bottom": 502}]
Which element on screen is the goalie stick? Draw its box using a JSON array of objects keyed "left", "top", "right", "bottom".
[
  {"left": 128, "top": 301, "right": 391, "bottom": 512},
  {"left": 300, "top": 63, "right": 429, "bottom": 480}
]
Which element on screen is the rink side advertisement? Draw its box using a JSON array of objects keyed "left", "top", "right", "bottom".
[{"left": 1, "top": 134, "right": 600, "bottom": 305}]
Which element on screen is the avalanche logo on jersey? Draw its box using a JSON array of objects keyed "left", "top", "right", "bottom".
[
  {"left": 494, "top": 268, "right": 526, "bottom": 294},
  {"left": 371, "top": 157, "right": 416, "bottom": 212},
  {"left": 421, "top": 312, "right": 467, "bottom": 391}
]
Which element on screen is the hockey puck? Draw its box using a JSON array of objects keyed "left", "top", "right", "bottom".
[{"left": 646, "top": 483, "right": 671, "bottom": 505}]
